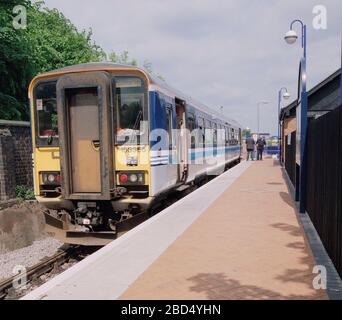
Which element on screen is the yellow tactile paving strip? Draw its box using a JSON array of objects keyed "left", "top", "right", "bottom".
[{"left": 120, "top": 160, "right": 327, "bottom": 300}]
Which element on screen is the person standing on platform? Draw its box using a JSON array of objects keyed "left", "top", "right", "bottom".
[
  {"left": 256, "top": 136, "right": 266, "bottom": 160},
  {"left": 246, "top": 135, "right": 255, "bottom": 161}
]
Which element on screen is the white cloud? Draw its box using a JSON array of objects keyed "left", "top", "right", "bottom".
[{"left": 42, "top": 0, "right": 341, "bottom": 134}]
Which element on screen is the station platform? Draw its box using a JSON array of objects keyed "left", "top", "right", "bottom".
[{"left": 23, "top": 159, "right": 327, "bottom": 300}]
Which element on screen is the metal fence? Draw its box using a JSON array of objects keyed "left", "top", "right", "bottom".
[
  {"left": 265, "top": 145, "right": 279, "bottom": 156},
  {"left": 306, "top": 105, "right": 342, "bottom": 277}
]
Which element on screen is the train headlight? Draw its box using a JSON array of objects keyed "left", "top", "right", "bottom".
[
  {"left": 118, "top": 171, "right": 145, "bottom": 185},
  {"left": 129, "top": 174, "right": 138, "bottom": 183},
  {"left": 48, "top": 174, "right": 56, "bottom": 183},
  {"left": 41, "top": 172, "right": 61, "bottom": 185}
]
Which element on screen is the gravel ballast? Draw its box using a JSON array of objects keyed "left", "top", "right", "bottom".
[{"left": 0, "top": 237, "right": 63, "bottom": 281}]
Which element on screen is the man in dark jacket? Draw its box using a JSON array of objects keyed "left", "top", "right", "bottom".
[
  {"left": 245, "top": 135, "right": 255, "bottom": 161},
  {"left": 256, "top": 137, "right": 266, "bottom": 160}
]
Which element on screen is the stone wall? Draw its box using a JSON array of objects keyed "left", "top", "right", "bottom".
[{"left": 0, "top": 120, "right": 33, "bottom": 200}]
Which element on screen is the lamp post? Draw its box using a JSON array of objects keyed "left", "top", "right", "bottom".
[
  {"left": 278, "top": 88, "right": 291, "bottom": 162},
  {"left": 284, "top": 19, "right": 308, "bottom": 213},
  {"left": 257, "top": 101, "right": 269, "bottom": 138},
  {"left": 340, "top": 33, "right": 342, "bottom": 105}
]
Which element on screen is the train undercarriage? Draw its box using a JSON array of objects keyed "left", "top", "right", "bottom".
[
  {"left": 43, "top": 197, "right": 154, "bottom": 246},
  {"left": 42, "top": 158, "right": 241, "bottom": 246}
]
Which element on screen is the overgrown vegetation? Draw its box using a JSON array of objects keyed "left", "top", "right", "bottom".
[
  {"left": 15, "top": 185, "right": 35, "bottom": 200},
  {"left": 0, "top": 1, "right": 162, "bottom": 122},
  {"left": 0, "top": 0, "right": 105, "bottom": 121}
]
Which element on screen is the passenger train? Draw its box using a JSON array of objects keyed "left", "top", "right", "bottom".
[{"left": 29, "top": 63, "right": 242, "bottom": 245}]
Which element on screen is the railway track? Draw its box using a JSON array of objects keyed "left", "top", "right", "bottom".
[
  {"left": 0, "top": 161, "right": 241, "bottom": 300},
  {"left": 0, "top": 245, "right": 98, "bottom": 300},
  {"left": 0, "top": 184, "right": 202, "bottom": 300}
]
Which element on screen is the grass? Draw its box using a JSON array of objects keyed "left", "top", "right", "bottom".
[{"left": 15, "top": 185, "right": 35, "bottom": 201}]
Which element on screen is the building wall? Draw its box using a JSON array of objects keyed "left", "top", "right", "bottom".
[
  {"left": 283, "top": 117, "right": 297, "bottom": 134},
  {"left": 282, "top": 117, "right": 296, "bottom": 163},
  {"left": 0, "top": 120, "right": 33, "bottom": 200}
]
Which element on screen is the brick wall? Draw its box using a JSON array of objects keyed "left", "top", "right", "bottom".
[{"left": 0, "top": 120, "right": 33, "bottom": 200}]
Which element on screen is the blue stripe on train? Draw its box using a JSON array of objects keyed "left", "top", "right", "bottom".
[
  {"left": 151, "top": 146, "right": 241, "bottom": 166},
  {"left": 190, "top": 146, "right": 240, "bottom": 161}
]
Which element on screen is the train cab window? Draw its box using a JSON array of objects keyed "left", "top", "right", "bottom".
[
  {"left": 34, "top": 81, "right": 58, "bottom": 146},
  {"left": 114, "top": 76, "right": 147, "bottom": 144}
]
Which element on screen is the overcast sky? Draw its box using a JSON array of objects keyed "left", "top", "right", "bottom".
[{"left": 42, "top": 0, "right": 341, "bottom": 134}]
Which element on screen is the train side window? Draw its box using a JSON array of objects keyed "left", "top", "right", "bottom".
[
  {"left": 187, "top": 112, "right": 196, "bottom": 131},
  {"left": 225, "top": 127, "right": 230, "bottom": 144},
  {"left": 213, "top": 123, "right": 217, "bottom": 146},
  {"left": 166, "top": 108, "right": 173, "bottom": 147},
  {"left": 197, "top": 117, "right": 205, "bottom": 147},
  {"left": 231, "top": 128, "right": 235, "bottom": 140},
  {"left": 217, "top": 124, "right": 224, "bottom": 145},
  {"left": 205, "top": 119, "right": 212, "bottom": 147},
  {"left": 187, "top": 113, "right": 196, "bottom": 149}
]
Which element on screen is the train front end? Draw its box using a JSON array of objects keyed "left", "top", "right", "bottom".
[{"left": 29, "top": 64, "right": 152, "bottom": 245}]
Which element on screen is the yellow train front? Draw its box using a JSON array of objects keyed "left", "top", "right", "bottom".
[{"left": 29, "top": 63, "right": 242, "bottom": 245}]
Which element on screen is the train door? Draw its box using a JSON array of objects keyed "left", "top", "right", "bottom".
[
  {"left": 57, "top": 72, "right": 114, "bottom": 200},
  {"left": 175, "top": 98, "right": 188, "bottom": 182},
  {"left": 68, "top": 87, "right": 101, "bottom": 193},
  {"left": 239, "top": 128, "right": 242, "bottom": 158}
]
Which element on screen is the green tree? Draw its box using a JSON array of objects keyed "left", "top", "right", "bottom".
[
  {"left": 242, "top": 128, "right": 251, "bottom": 138},
  {"left": 0, "top": 0, "right": 106, "bottom": 121},
  {"left": 0, "top": 1, "right": 162, "bottom": 121},
  {"left": 26, "top": 2, "right": 106, "bottom": 74},
  {"left": 109, "top": 50, "right": 137, "bottom": 66},
  {"left": 108, "top": 50, "right": 164, "bottom": 81},
  {"left": 143, "top": 60, "right": 164, "bottom": 81},
  {"left": 0, "top": 0, "right": 33, "bottom": 120}
]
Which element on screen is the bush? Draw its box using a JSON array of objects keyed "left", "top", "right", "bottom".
[{"left": 15, "top": 185, "right": 35, "bottom": 200}]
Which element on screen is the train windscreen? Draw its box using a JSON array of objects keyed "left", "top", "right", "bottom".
[{"left": 115, "top": 76, "right": 147, "bottom": 145}]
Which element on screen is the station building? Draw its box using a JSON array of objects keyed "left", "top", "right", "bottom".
[
  {"left": 280, "top": 68, "right": 342, "bottom": 278},
  {"left": 280, "top": 68, "right": 341, "bottom": 166}
]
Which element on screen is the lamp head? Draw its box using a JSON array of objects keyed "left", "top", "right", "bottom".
[
  {"left": 283, "top": 91, "right": 291, "bottom": 100},
  {"left": 284, "top": 30, "right": 298, "bottom": 44}
]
